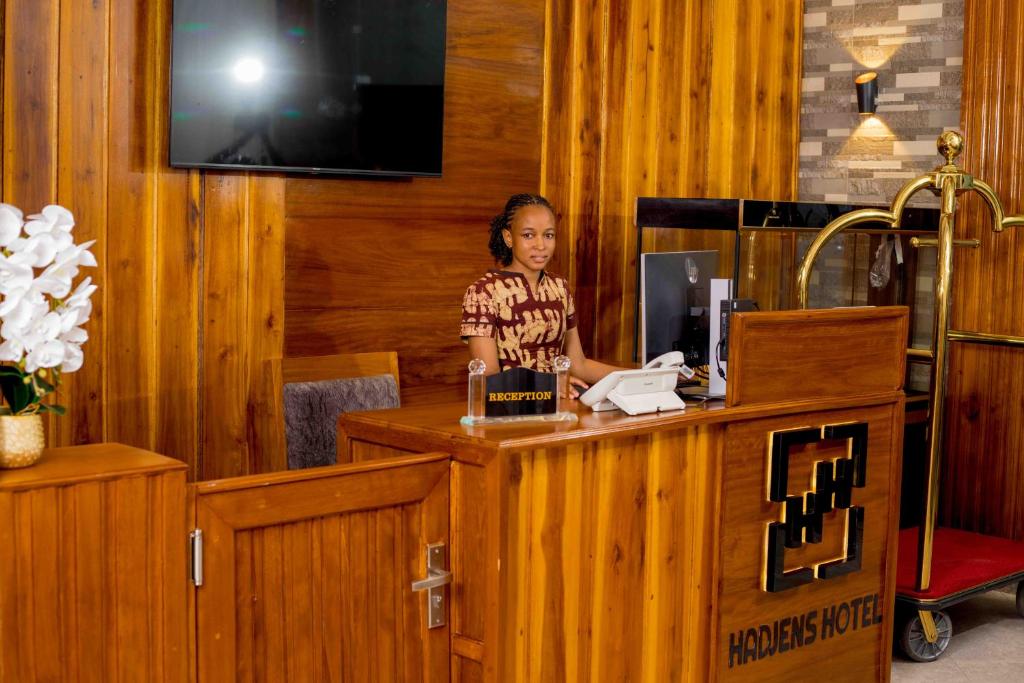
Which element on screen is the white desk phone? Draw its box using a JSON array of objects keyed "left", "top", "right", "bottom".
[{"left": 578, "top": 351, "right": 694, "bottom": 416}]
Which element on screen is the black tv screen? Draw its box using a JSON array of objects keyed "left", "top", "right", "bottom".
[{"left": 169, "top": 0, "right": 447, "bottom": 177}]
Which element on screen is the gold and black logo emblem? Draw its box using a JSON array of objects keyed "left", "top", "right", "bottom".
[{"left": 764, "top": 423, "right": 868, "bottom": 593}]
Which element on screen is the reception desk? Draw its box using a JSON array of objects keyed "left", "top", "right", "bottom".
[
  {"left": 339, "top": 307, "right": 908, "bottom": 682},
  {"left": 1, "top": 307, "right": 907, "bottom": 682}
]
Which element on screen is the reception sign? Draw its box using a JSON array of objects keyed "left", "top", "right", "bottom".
[{"left": 484, "top": 367, "right": 557, "bottom": 417}]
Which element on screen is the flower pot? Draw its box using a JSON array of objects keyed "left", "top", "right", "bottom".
[{"left": 0, "top": 414, "right": 45, "bottom": 468}]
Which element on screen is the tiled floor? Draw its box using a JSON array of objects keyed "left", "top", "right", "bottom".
[{"left": 891, "top": 586, "right": 1024, "bottom": 682}]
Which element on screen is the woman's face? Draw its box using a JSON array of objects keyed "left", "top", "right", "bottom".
[{"left": 503, "top": 204, "right": 555, "bottom": 275}]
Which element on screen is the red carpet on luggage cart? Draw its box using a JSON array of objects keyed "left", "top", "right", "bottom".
[
  {"left": 896, "top": 527, "right": 1024, "bottom": 607},
  {"left": 893, "top": 527, "right": 1024, "bottom": 661}
]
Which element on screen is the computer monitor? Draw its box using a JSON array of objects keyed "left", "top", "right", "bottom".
[{"left": 640, "top": 250, "right": 719, "bottom": 368}]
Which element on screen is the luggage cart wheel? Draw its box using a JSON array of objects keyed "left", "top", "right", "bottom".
[
  {"left": 900, "top": 609, "right": 952, "bottom": 662},
  {"left": 1016, "top": 581, "right": 1024, "bottom": 618}
]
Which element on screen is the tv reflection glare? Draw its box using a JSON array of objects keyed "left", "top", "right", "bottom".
[{"left": 169, "top": 0, "right": 447, "bottom": 177}]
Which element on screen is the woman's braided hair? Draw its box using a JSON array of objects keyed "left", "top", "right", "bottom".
[{"left": 488, "top": 193, "right": 555, "bottom": 266}]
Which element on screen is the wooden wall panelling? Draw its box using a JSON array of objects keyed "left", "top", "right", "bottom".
[
  {"left": 286, "top": 306, "right": 469, "bottom": 406},
  {"left": 55, "top": 0, "right": 108, "bottom": 446},
  {"left": 284, "top": 0, "right": 545, "bottom": 406},
  {"left": 706, "top": 0, "right": 802, "bottom": 312},
  {"left": 2, "top": 0, "right": 61, "bottom": 446},
  {"left": 539, "top": 0, "right": 604, "bottom": 352},
  {"left": 0, "top": 0, "right": 284, "bottom": 480},
  {"left": 245, "top": 176, "right": 287, "bottom": 475},
  {"left": 201, "top": 173, "right": 249, "bottom": 479},
  {"left": 592, "top": 0, "right": 657, "bottom": 364},
  {"left": 154, "top": 170, "right": 201, "bottom": 476},
  {"left": 706, "top": 1, "right": 802, "bottom": 200},
  {"left": 2, "top": 0, "right": 59, "bottom": 211},
  {"left": 1, "top": 0, "right": 801, "bottom": 477},
  {"left": 542, "top": 0, "right": 802, "bottom": 363},
  {"left": 106, "top": 0, "right": 159, "bottom": 452},
  {"left": 197, "top": 171, "right": 284, "bottom": 478},
  {"left": 943, "top": 0, "right": 1024, "bottom": 540}
]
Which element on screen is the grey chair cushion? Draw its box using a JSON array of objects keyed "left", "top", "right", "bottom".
[{"left": 284, "top": 374, "right": 400, "bottom": 469}]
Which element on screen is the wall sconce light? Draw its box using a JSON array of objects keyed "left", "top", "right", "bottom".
[{"left": 855, "top": 72, "right": 878, "bottom": 116}]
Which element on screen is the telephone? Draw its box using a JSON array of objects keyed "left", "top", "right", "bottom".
[
  {"left": 579, "top": 351, "right": 689, "bottom": 415},
  {"left": 642, "top": 351, "right": 696, "bottom": 380}
]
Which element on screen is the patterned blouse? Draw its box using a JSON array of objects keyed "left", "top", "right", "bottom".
[{"left": 460, "top": 270, "right": 577, "bottom": 372}]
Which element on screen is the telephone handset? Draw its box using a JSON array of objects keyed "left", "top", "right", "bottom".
[{"left": 643, "top": 351, "right": 696, "bottom": 380}]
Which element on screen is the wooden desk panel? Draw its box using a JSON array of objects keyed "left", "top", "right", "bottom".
[
  {"left": 490, "top": 424, "right": 723, "bottom": 681},
  {"left": 339, "top": 396, "right": 903, "bottom": 681},
  {"left": 716, "top": 403, "right": 903, "bottom": 682},
  {"left": 726, "top": 307, "right": 908, "bottom": 408}
]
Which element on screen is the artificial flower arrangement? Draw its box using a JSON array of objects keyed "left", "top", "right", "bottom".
[{"left": 0, "top": 204, "right": 96, "bottom": 415}]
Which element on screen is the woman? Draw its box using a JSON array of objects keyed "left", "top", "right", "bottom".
[{"left": 460, "top": 193, "right": 623, "bottom": 394}]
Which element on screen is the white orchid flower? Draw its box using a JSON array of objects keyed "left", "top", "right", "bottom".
[
  {"left": 0, "top": 204, "right": 23, "bottom": 247},
  {"left": 58, "top": 277, "right": 96, "bottom": 327},
  {"left": 34, "top": 272, "right": 72, "bottom": 298},
  {"left": 60, "top": 326, "right": 88, "bottom": 345},
  {"left": 0, "top": 254, "right": 35, "bottom": 295},
  {"left": 61, "top": 240, "right": 97, "bottom": 267},
  {"left": 27, "top": 205, "right": 74, "bottom": 231},
  {"left": 0, "top": 337, "right": 23, "bottom": 363},
  {"left": 25, "top": 339, "right": 66, "bottom": 372},
  {"left": 65, "top": 276, "right": 97, "bottom": 306},
  {"left": 0, "top": 288, "right": 46, "bottom": 324},
  {"left": 13, "top": 232, "right": 60, "bottom": 268},
  {"left": 34, "top": 240, "right": 97, "bottom": 295},
  {"left": 0, "top": 287, "right": 34, "bottom": 318},
  {"left": 16, "top": 310, "right": 63, "bottom": 350},
  {"left": 0, "top": 202, "right": 94, "bottom": 397},
  {"left": 57, "top": 306, "right": 80, "bottom": 334},
  {"left": 60, "top": 342, "right": 83, "bottom": 373},
  {"left": 58, "top": 299, "right": 92, "bottom": 330}
]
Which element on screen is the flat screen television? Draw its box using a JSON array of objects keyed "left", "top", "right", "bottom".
[{"left": 169, "top": 0, "right": 447, "bottom": 177}]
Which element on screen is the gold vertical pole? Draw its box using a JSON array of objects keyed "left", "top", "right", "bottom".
[{"left": 916, "top": 175, "right": 957, "bottom": 591}]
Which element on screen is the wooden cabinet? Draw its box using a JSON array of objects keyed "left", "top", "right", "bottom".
[{"left": 0, "top": 444, "right": 188, "bottom": 682}]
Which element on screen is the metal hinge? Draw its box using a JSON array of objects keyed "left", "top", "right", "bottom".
[
  {"left": 410, "top": 543, "right": 451, "bottom": 629},
  {"left": 190, "top": 529, "right": 204, "bottom": 587}
]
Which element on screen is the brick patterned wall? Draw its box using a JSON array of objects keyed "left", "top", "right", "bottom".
[{"left": 799, "top": 0, "right": 963, "bottom": 204}]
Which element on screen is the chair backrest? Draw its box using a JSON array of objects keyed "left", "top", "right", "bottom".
[
  {"left": 282, "top": 351, "right": 400, "bottom": 390},
  {"left": 282, "top": 352, "right": 401, "bottom": 470}
]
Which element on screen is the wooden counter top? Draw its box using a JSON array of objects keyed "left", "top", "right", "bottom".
[
  {"left": 340, "top": 306, "right": 910, "bottom": 466},
  {"left": 0, "top": 442, "right": 186, "bottom": 491},
  {"left": 339, "top": 390, "right": 903, "bottom": 464}
]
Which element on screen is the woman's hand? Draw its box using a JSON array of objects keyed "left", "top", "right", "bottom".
[{"left": 566, "top": 376, "right": 589, "bottom": 399}]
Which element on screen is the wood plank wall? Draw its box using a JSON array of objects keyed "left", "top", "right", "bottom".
[
  {"left": 0, "top": 0, "right": 284, "bottom": 480},
  {"left": 542, "top": 0, "right": 803, "bottom": 362},
  {"left": 1, "top": 0, "right": 801, "bottom": 479},
  {"left": 283, "top": 0, "right": 546, "bottom": 406},
  {"left": 941, "top": 0, "right": 1024, "bottom": 540}
]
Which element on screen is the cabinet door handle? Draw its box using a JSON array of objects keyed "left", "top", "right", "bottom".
[
  {"left": 410, "top": 542, "right": 450, "bottom": 629},
  {"left": 411, "top": 567, "right": 452, "bottom": 592}
]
